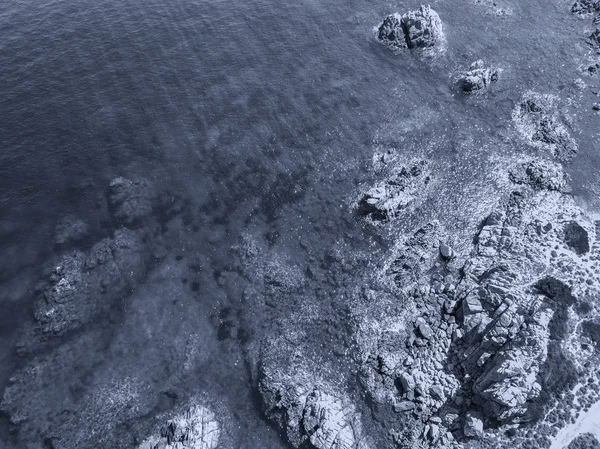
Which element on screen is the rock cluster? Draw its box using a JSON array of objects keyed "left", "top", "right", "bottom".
[
  {"left": 568, "top": 432, "right": 600, "bottom": 449},
  {"left": 357, "top": 159, "right": 431, "bottom": 222},
  {"left": 458, "top": 60, "right": 499, "bottom": 93},
  {"left": 572, "top": 0, "right": 600, "bottom": 15},
  {"left": 508, "top": 159, "right": 569, "bottom": 191},
  {"left": 512, "top": 92, "right": 578, "bottom": 161},
  {"left": 138, "top": 404, "right": 220, "bottom": 449},
  {"left": 353, "top": 155, "right": 600, "bottom": 447},
  {"left": 377, "top": 5, "right": 444, "bottom": 52},
  {"left": 257, "top": 334, "right": 371, "bottom": 449}
]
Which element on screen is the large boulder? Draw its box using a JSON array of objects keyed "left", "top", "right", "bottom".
[{"left": 377, "top": 5, "right": 444, "bottom": 52}]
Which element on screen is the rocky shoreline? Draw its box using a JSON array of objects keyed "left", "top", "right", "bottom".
[{"left": 2, "top": 2, "right": 600, "bottom": 449}]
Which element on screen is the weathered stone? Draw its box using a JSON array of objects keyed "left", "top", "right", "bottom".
[{"left": 464, "top": 412, "right": 484, "bottom": 438}]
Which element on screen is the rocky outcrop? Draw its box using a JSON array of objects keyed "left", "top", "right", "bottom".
[
  {"left": 108, "top": 176, "right": 156, "bottom": 226},
  {"left": 258, "top": 334, "right": 370, "bottom": 449},
  {"left": 357, "top": 159, "right": 431, "bottom": 222},
  {"left": 512, "top": 92, "right": 578, "bottom": 161},
  {"left": 508, "top": 159, "right": 569, "bottom": 191},
  {"left": 138, "top": 404, "right": 220, "bottom": 449},
  {"left": 377, "top": 6, "right": 444, "bottom": 52},
  {"left": 25, "top": 228, "right": 149, "bottom": 346},
  {"left": 458, "top": 60, "right": 498, "bottom": 93}
]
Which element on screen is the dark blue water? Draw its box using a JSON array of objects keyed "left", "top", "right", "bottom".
[{"left": 1, "top": 0, "right": 598, "bottom": 447}]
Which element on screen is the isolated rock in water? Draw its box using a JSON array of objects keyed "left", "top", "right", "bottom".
[
  {"left": 568, "top": 433, "right": 600, "bottom": 449},
  {"left": 458, "top": 60, "right": 498, "bottom": 93},
  {"left": 572, "top": 0, "right": 600, "bottom": 14},
  {"left": 357, "top": 160, "right": 431, "bottom": 222},
  {"left": 54, "top": 215, "right": 89, "bottom": 247},
  {"left": 377, "top": 14, "right": 407, "bottom": 50},
  {"left": 108, "top": 176, "right": 155, "bottom": 225},
  {"left": 138, "top": 404, "right": 220, "bottom": 449},
  {"left": 564, "top": 221, "right": 590, "bottom": 255},
  {"left": 512, "top": 92, "right": 578, "bottom": 161},
  {"left": 31, "top": 228, "right": 148, "bottom": 342},
  {"left": 377, "top": 5, "right": 443, "bottom": 51},
  {"left": 401, "top": 5, "right": 443, "bottom": 49},
  {"left": 509, "top": 159, "right": 568, "bottom": 191}
]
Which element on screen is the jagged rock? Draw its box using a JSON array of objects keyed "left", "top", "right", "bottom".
[
  {"left": 472, "top": 308, "right": 552, "bottom": 422},
  {"left": 512, "top": 92, "right": 578, "bottom": 161},
  {"left": 463, "top": 297, "right": 483, "bottom": 315},
  {"left": 26, "top": 228, "right": 149, "bottom": 345},
  {"left": 138, "top": 404, "right": 220, "bottom": 449},
  {"left": 564, "top": 221, "right": 590, "bottom": 255},
  {"left": 358, "top": 160, "right": 431, "bottom": 222},
  {"left": 258, "top": 335, "right": 370, "bottom": 449},
  {"left": 108, "top": 176, "right": 155, "bottom": 226},
  {"left": 509, "top": 159, "right": 568, "bottom": 191},
  {"left": 568, "top": 432, "right": 600, "bottom": 449},
  {"left": 572, "top": 0, "right": 600, "bottom": 14},
  {"left": 401, "top": 5, "right": 444, "bottom": 49},
  {"left": 54, "top": 215, "right": 89, "bottom": 247},
  {"left": 458, "top": 60, "right": 498, "bottom": 93},
  {"left": 463, "top": 412, "right": 484, "bottom": 437},
  {"left": 377, "top": 14, "right": 407, "bottom": 51},
  {"left": 377, "top": 5, "right": 444, "bottom": 52}
]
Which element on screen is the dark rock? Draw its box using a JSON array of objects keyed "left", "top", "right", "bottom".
[
  {"left": 377, "top": 14, "right": 407, "bottom": 51},
  {"left": 564, "top": 221, "right": 590, "bottom": 255}
]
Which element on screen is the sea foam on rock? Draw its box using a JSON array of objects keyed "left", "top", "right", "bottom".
[
  {"left": 512, "top": 92, "right": 578, "bottom": 161},
  {"left": 377, "top": 5, "right": 444, "bottom": 52}
]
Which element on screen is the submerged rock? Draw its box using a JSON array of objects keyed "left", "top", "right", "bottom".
[
  {"left": 23, "top": 228, "right": 149, "bottom": 348},
  {"left": 54, "top": 215, "right": 89, "bottom": 247},
  {"left": 377, "top": 5, "right": 444, "bottom": 52},
  {"left": 572, "top": 0, "right": 600, "bottom": 14},
  {"left": 458, "top": 60, "right": 498, "bottom": 93},
  {"left": 108, "top": 176, "right": 156, "bottom": 226}
]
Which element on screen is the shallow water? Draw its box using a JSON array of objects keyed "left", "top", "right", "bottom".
[{"left": 1, "top": 0, "right": 599, "bottom": 447}]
